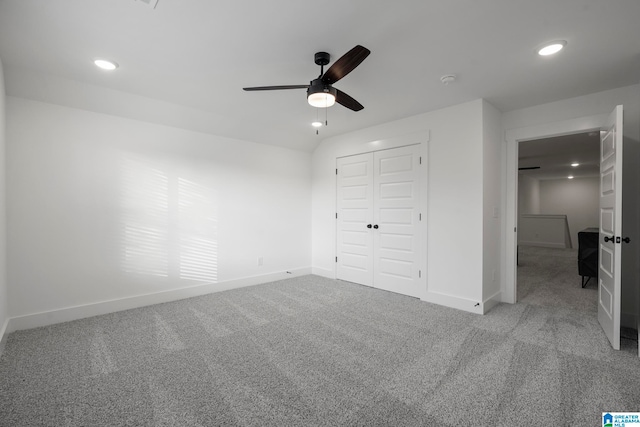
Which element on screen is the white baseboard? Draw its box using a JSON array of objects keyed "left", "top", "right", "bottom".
[
  {"left": 482, "top": 290, "right": 502, "bottom": 314},
  {"left": 7, "top": 267, "right": 311, "bottom": 333},
  {"left": 311, "top": 267, "right": 334, "bottom": 279},
  {"left": 518, "top": 241, "right": 567, "bottom": 249},
  {"left": 0, "top": 317, "right": 9, "bottom": 357},
  {"left": 422, "top": 291, "right": 484, "bottom": 315}
]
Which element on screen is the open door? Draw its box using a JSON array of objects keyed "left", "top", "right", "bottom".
[{"left": 598, "top": 105, "right": 623, "bottom": 350}]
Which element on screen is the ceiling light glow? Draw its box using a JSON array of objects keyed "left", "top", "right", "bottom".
[
  {"left": 571, "top": 163, "right": 579, "bottom": 167},
  {"left": 311, "top": 121, "right": 322, "bottom": 128},
  {"left": 568, "top": 176, "right": 574, "bottom": 179},
  {"left": 94, "top": 59, "right": 118, "bottom": 70},
  {"left": 308, "top": 92, "right": 336, "bottom": 108},
  {"left": 537, "top": 41, "right": 566, "bottom": 56}
]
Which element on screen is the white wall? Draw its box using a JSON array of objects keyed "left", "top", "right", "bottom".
[
  {"left": 312, "top": 99, "right": 500, "bottom": 313},
  {"left": 4, "top": 67, "right": 319, "bottom": 152},
  {"left": 518, "top": 214, "right": 571, "bottom": 248},
  {"left": 503, "top": 85, "right": 640, "bottom": 132},
  {"left": 482, "top": 100, "right": 502, "bottom": 304},
  {"left": 539, "top": 177, "right": 599, "bottom": 248},
  {"left": 0, "top": 58, "right": 8, "bottom": 350},
  {"left": 6, "top": 97, "right": 311, "bottom": 329},
  {"left": 518, "top": 174, "right": 540, "bottom": 216}
]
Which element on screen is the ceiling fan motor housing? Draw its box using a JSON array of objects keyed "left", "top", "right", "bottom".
[{"left": 307, "top": 78, "right": 336, "bottom": 98}]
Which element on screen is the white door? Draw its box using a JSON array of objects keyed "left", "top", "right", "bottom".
[
  {"left": 373, "top": 146, "right": 422, "bottom": 297},
  {"left": 336, "top": 145, "right": 422, "bottom": 298},
  {"left": 598, "top": 105, "right": 623, "bottom": 350},
  {"left": 336, "top": 153, "right": 374, "bottom": 287}
]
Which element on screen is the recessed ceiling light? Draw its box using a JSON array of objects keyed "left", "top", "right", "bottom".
[
  {"left": 311, "top": 121, "right": 323, "bottom": 128},
  {"left": 571, "top": 163, "right": 579, "bottom": 167},
  {"left": 537, "top": 41, "right": 567, "bottom": 56},
  {"left": 94, "top": 59, "right": 118, "bottom": 70},
  {"left": 568, "top": 176, "right": 574, "bottom": 179}
]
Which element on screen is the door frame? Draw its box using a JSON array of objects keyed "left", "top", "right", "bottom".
[{"left": 503, "top": 114, "right": 608, "bottom": 303}]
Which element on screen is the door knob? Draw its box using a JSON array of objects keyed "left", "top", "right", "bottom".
[
  {"left": 604, "top": 235, "right": 614, "bottom": 243},
  {"left": 367, "top": 224, "right": 372, "bottom": 229},
  {"left": 621, "top": 237, "right": 631, "bottom": 243},
  {"left": 373, "top": 224, "right": 379, "bottom": 229}
]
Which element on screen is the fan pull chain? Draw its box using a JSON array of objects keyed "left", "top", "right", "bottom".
[{"left": 325, "top": 105, "right": 328, "bottom": 127}]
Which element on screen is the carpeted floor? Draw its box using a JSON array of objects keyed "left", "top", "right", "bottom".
[
  {"left": 0, "top": 252, "right": 639, "bottom": 426},
  {"left": 517, "top": 245, "right": 598, "bottom": 312}
]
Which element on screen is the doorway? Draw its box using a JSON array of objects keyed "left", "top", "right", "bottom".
[
  {"left": 516, "top": 132, "right": 600, "bottom": 311},
  {"left": 504, "top": 108, "right": 640, "bottom": 354},
  {"left": 504, "top": 114, "right": 607, "bottom": 304}
]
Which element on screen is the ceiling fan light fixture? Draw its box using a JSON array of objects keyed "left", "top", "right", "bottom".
[
  {"left": 308, "top": 92, "right": 336, "bottom": 108},
  {"left": 307, "top": 80, "right": 337, "bottom": 108},
  {"left": 311, "top": 121, "right": 323, "bottom": 128}
]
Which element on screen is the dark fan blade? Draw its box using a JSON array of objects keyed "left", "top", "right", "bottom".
[
  {"left": 243, "top": 85, "right": 308, "bottom": 91},
  {"left": 335, "top": 89, "right": 364, "bottom": 111},
  {"left": 518, "top": 166, "right": 541, "bottom": 170},
  {"left": 322, "top": 45, "right": 370, "bottom": 85}
]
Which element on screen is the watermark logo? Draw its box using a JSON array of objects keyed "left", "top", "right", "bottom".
[{"left": 603, "top": 412, "right": 640, "bottom": 427}]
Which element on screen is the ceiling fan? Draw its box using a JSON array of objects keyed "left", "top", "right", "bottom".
[{"left": 243, "top": 45, "right": 370, "bottom": 111}]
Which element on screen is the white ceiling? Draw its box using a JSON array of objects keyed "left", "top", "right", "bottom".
[
  {"left": 518, "top": 132, "right": 600, "bottom": 180},
  {"left": 1, "top": 0, "right": 639, "bottom": 152}
]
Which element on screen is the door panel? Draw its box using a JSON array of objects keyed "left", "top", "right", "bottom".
[
  {"left": 600, "top": 209, "right": 614, "bottom": 235},
  {"left": 598, "top": 105, "right": 623, "bottom": 350},
  {"left": 336, "top": 153, "right": 374, "bottom": 286},
  {"left": 379, "top": 257, "right": 413, "bottom": 279},
  {"left": 373, "top": 145, "right": 421, "bottom": 297}
]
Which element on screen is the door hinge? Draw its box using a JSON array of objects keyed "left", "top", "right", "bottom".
[
  {"left": 419, "top": 270, "right": 421, "bottom": 278},
  {"left": 335, "top": 256, "right": 338, "bottom": 263},
  {"left": 336, "top": 168, "right": 338, "bottom": 175},
  {"left": 419, "top": 156, "right": 422, "bottom": 165},
  {"left": 514, "top": 227, "right": 517, "bottom": 232},
  {"left": 336, "top": 212, "right": 338, "bottom": 219},
  {"left": 419, "top": 213, "right": 422, "bottom": 221}
]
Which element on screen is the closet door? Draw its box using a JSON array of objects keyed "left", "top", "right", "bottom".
[
  {"left": 373, "top": 145, "right": 421, "bottom": 297},
  {"left": 337, "top": 145, "right": 422, "bottom": 297},
  {"left": 336, "top": 153, "right": 374, "bottom": 286}
]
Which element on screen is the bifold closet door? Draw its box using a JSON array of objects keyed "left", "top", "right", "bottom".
[{"left": 336, "top": 145, "right": 421, "bottom": 297}]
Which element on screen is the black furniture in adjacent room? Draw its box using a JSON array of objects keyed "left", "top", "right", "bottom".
[{"left": 578, "top": 227, "right": 599, "bottom": 288}]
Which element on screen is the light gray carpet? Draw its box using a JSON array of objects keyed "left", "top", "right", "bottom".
[
  {"left": 517, "top": 245, "right": 598, "bottom": 312},
  {"left": 1, "top": 265, "right": 639, "bottom": 426}
]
